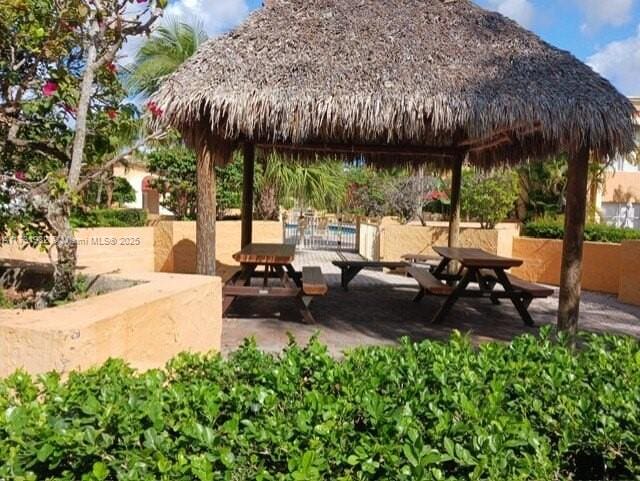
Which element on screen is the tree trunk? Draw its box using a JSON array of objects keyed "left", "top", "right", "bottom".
[
  {"left": 558, "top": 146, "right": 590, "bottom": 336},
  {"left": 196, "top": 140, "right": 232, "bottom": 275},
  {"left": 96, "top": 176, "right": 104, "bottom": 205},
  {"left": 241, "top": 142, "right": 255, "bottom": 247},
  {"left": 448, "top": 154, "right": 464, "bottom": 249},
  {"left": 68, "top": 27, "right": 98, "bottom": 189},
  {"left": 37, "top": 20, "right": 98, "bottom": 306},
  {"left": 36, "top": 198, "right": 77, "bottom": 308},
  {"left": 106, "top": 181, "right": 113, "bottom": 208},
  {"left": 256, "top": 184, "right": 279, "bottom": 220}
]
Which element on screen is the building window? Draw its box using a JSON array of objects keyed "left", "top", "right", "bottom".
[{"left": 602, "top": 202, "right": 640, "bottom": 229}]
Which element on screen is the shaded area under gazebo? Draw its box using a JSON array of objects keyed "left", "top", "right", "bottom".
[{"left": 153, "top": 0, "right": 636, "bottom": 333}]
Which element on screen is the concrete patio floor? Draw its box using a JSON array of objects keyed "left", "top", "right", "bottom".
[{"left": 222, "top": 250, "right": 640, "bottom": 356}]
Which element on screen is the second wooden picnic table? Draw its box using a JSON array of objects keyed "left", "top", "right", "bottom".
[
  {"left": 222, "top": 243, "right": 327, "bottom": 323},
  {"left": 410, "top": 246, "right": 552, "bottom": 326}
]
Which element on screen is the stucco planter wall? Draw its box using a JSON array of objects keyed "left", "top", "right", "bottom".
[
  {"left": 154, "top": 220, "right": 283, "bottom": 281},
  {"left": 0, "top": 272, "right": 221, "bottom": 377},
  {"left": 618, "top": 241, "right": 640, "bottom": 306},
  {"left": 0, "top": 227, "right": 155, "bottom": 274},
  {"left": 362, "top": 221, "right": 518, "bottom": 261},
  {"left": 511, "top": 237, "right": 622, "bottom": 295}
]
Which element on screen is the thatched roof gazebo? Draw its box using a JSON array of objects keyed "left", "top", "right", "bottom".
[{"left": 153, "top": 0, "right": 636, "bottom": 333}]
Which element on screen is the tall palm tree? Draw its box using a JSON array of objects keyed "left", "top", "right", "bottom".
[
  {"left": 255, "top": 154, "right": 347, "bottom": 219},
  {"left": 124, "top": 19, "right": 207, "bottom": 97}
]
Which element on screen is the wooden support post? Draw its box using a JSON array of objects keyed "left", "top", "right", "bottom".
[
  {"left": 448, "top": 154, "right": 463, "bottom": 249},
  {"left": 241, "top": 142, "right": 255, "bottom": 248},
  {"left": 196, "top": 139, "right": 232, "bottom": 276},
  {"left": 558, "top": 145, "right": 590, "bottom": 336}
]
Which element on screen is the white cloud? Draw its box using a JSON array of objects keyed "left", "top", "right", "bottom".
[
  {"left": 117, "top": 0, "right": 251, "bottom": 67},
  {"left": 575, "top": 0, "right": 635, "bottom": 33},
  {"left": 587, "top": 25, "right": 640, "bottom": 95},
  {"left": 487, "top": 0, "right": 536, "bottom": 28},
  {"left": 164, "top": 0, "right": 250, "bottom": 36}
]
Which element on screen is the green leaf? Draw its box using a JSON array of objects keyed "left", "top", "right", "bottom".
[
  {"left": 36, "top": 443, "right": 54, "bottom": 462},
  {"left": 92, "top": 462, "right": 108, "bottom": 481}
]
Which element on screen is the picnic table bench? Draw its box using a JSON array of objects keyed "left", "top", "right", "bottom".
[
  {"left": 332, "top": 257, "right": 408, "bottom": 290},
  {"left": 223, "top": 243, "right": 327, "bottom": 323},
  {"left": 410, "top": 246, "right": 553, "bottom": 325},
  {"left": 401, "top": 253, "right": 442, "bottom": 267}
]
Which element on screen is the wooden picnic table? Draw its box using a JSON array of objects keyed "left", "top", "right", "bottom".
[
  {"left": 410, "top": 246, "right": 551, "bottom": 326},
  {"left": 223, "top": 243, "right": 327, "bottom": 323}
]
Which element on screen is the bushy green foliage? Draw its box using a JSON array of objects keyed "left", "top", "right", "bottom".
[
  {"left": 146, "top": 145, "right": 247, "bottom": 220},
  {"left": 461, "top": 169, "right": 519, "bottom": 229},
  {"left": 70, "top": 208, "right": 147, "bottom": 228},
  {"left": 216, "top": 155, "right": 244, "bottom": 218},
  {"left": 146, "top": 143, "right": 198, "bottom": 220},
  {"left": 2, "top": 331, "right": 639, "bottom": 480},
  {"left": 523, "top": 218, "right": 640, "bottom": 243},
  {"left": 0, "top": 289, "right": 14, "bottom": 309},
  {"left": 111, "top": 178, "right": 137, "bottom": 206},
  {"left": 517, "top": 158, "right": 568, "bottom": 220}
]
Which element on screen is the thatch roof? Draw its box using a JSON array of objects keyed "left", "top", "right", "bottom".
[{"left": 153, "top": 0, "right": 636, "bottom": 167}]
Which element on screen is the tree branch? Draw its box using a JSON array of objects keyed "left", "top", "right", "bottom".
[
  {"left": 76, "top": 130, "right": 166, "bottom": 191},
  {"left": 7, "top": 121, "right": 72, "bottom": 165}
]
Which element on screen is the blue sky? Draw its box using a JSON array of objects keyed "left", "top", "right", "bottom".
[{"left": 157, "top": 0, "right": 640, "bottom": 95}]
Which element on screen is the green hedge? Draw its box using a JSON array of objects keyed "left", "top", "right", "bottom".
[
  {"left": 70, "top": 208, "right": 148, "bottom": 228},
  {"left": 2, "top": 331, "right": 639, "bottom": 480},
  {"left": 523, "top": 218, "right": 640, "bottom": 243}
]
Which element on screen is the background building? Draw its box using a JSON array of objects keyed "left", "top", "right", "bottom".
[
  {"left": 598, "top": 97, "right": 640, "bottom": 228},
  {"left": 112, "top": 159, "right": 171, "bottom": 216}
]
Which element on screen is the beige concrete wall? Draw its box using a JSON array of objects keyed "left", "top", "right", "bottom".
[
  {"left": 0, "top": 221, "right": 281, "bottom": 280},
  {"left": 378, "top": 224, "right": 517, "bottom": 261},
  {"left": 511, "top": 237, "right": 622, "bottom": 295},
  {"left": 619, "top": 241, "right": 640, "bottom": 306},
  {"left": 358, "top": 222, "right": 380, "bottom": 260},
  {"left": 0, "top": 227, "right": 155, "bottom": 274},
  {"left": 154, "top": 220, "right": 282, "bottom": 281},
  {"left": 0, "top": 272, "right": 221, "bottom": 377}
]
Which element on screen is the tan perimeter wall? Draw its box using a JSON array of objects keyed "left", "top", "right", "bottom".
[
  {"left": 155, "top": 220, "right": 282, "bottom": 281},
  {"left": 0, "top": 227, "right": 155, "bottom": 274},
  {"left": 618, "top": 241, "right": 640, "bottom": 306},
  {"left": 511, "top": 237, "right": 622, "bottom": 295},
  {"left": 377, "top": 223, "right": 518, "bottom": 261},
  {"left": 0, "top": 272, "right": 221, "bottom": 377},
  {"left": 0, "top": 221, "right": 281, "bottom": 280}
]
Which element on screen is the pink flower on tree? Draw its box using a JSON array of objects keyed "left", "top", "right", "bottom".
[
  {"left": 147, "top": 101, "right": 163, "bottom": 118},
  {"left": 42, "top": 81, "right": 58, "bottom": 97},
  {"left": 15, "top": 171, "right": 27, "bottom": 181},
  {"left": 106, "top": 109, "right": 118, "bottom": 120},
  {"left": 105, "top": 62, "right": 117, "bottom": 74},
  {"left": 424, "top": 190, "right": 448, "bottom": 202}
]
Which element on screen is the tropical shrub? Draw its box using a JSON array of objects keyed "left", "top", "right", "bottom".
[
  {"left": 146, "top": 143, "right": 198, "bottom": 220},
  {"left": 147, "top": 145, "right": 246, "bottom": 220},
  {"left": 461, "top": 169, "right": 520, "bottom": 229},
  {"left": 517, "top": 157, "right": 568, "bottom": 220},
  {"left": 344, "top": 168, "right": 389, "bottom": 218},
  {"left": 384, "top": 175, "right": 438, "bottom": 225},
  {"left": 82, "top": 177, "right": 137, "bottom": 208},
  {"left": 255, "top": 155, "right": 347, "bottom": 219},
  {"left": 1, "top": 331, "right": 639, "bottom": 481},
  {"left": 523, "top": 218, "right": 640, "bottom": 243},
  {"left": 216, "top": 156, "right": 244, "bottom": 218},
  {"left": 70, "top": 208, "right": 147, "bottom": 228}
]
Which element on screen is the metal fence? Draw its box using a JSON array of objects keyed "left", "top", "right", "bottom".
[{"left": 283, "top": 216, "right": 357, "bottom": 251}]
